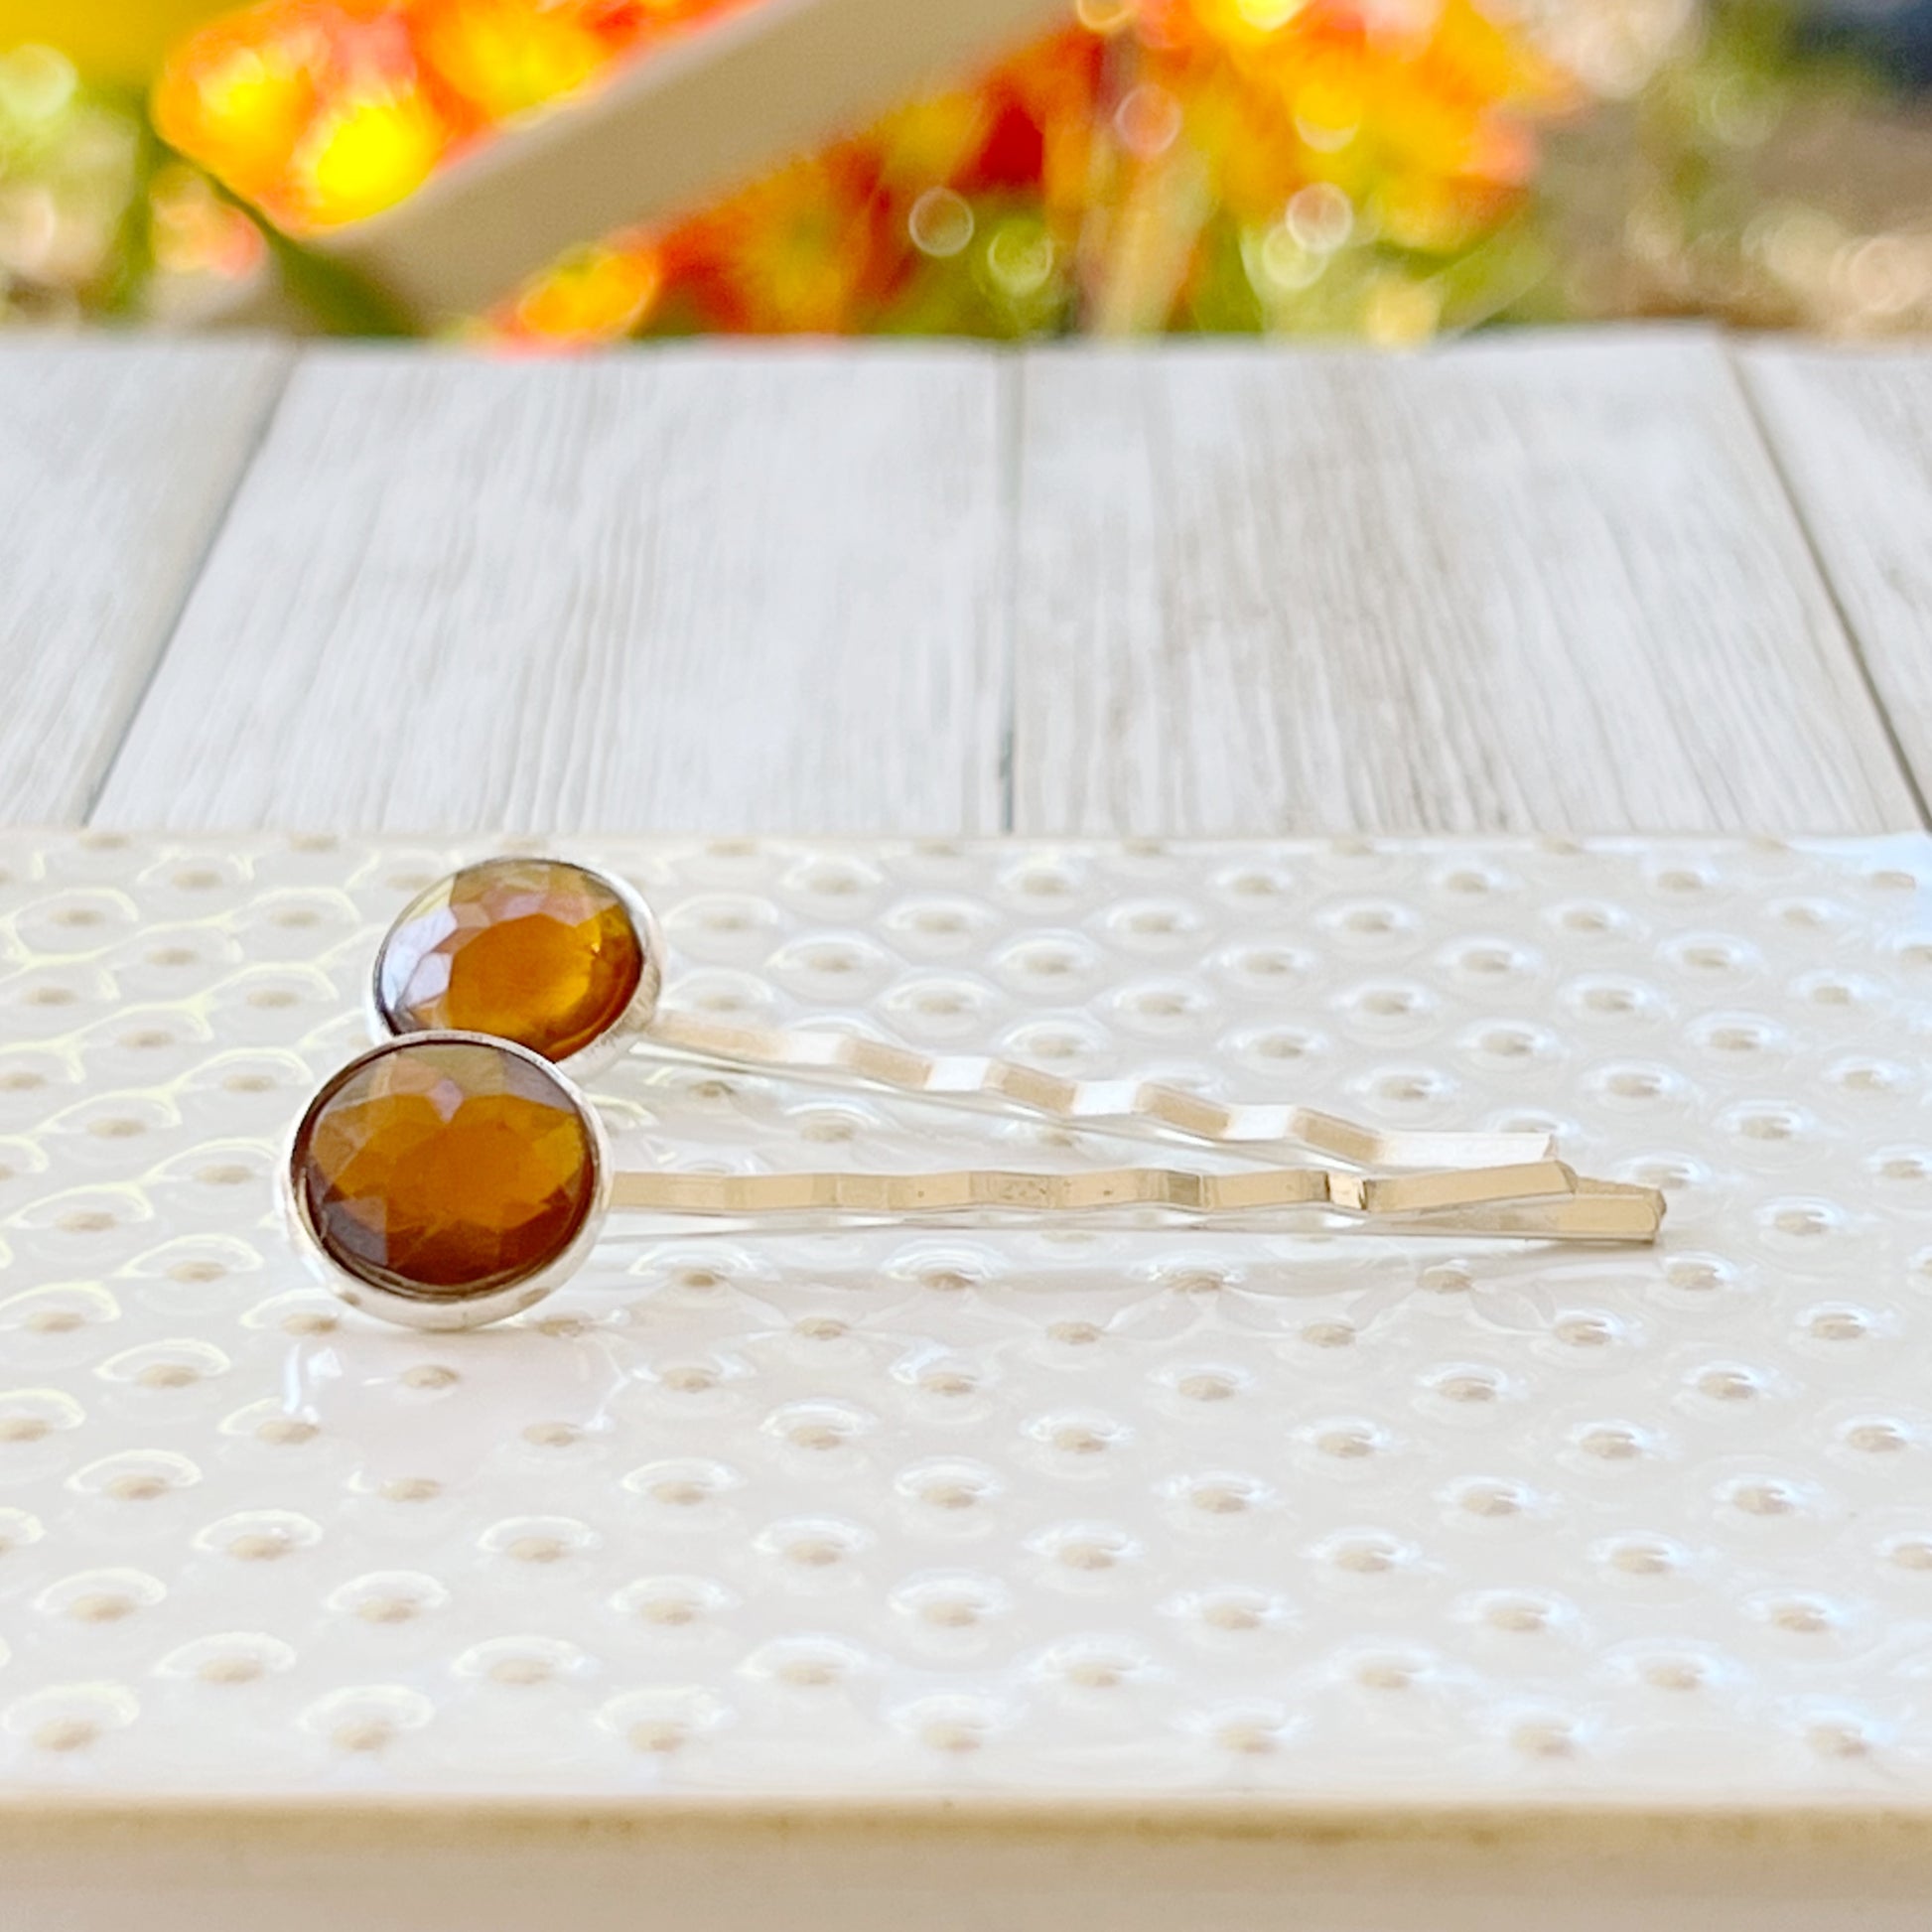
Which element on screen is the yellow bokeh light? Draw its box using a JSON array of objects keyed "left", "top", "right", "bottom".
[
  {"left": 416, "top": 0, "right": 606, "bottom": 120},
  {"left": 510, "top": 238, "right": 661, "bottom": 340},
  {"left": 176, "top": 42, "right": 317, "bottom": 180},
  {"left": 293, "top": 85, "right": 444, "bottom": 225},
  {"left": 1232, "top": 0, "right": 1306, "bottom": 32},
  {"left": 1362, "top": 269, "right": 1442, "bottom": 344}
]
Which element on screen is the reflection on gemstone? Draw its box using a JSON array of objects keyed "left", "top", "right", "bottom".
[
  {"left": 377, "top": 858, "right": 645, "bottom": 1060},
  {"left": 295, "top": 1038, "right": 596, "bottom": 1298}
]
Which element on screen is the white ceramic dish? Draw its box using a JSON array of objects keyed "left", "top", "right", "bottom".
[{"left": 3, "top": 832, "right": 1930, "bottom": 1928}]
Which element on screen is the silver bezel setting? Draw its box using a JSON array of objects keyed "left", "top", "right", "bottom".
[
  {"left": 366, "top": 857, "right": 666, "bottom": 1085},
  {"left": 283, "top": 1031, "right": 615, "bottom": 1332}
]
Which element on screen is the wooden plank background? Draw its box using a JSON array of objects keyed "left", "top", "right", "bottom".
[
  {"left": 1740, "top": 345, "right": 1932, "bottom": 815},
  {"left": 14, "top": 327, "right": 1930, "bottom": 837},
  {"left": 0, "top": 338, "right": 288, "bottom": 824},
  {"left": 99, "top": 345, "right": 1009, "bottom": 832},
  {"left": 1014, "top": 334, "right": 1915, "bottom": 834}
]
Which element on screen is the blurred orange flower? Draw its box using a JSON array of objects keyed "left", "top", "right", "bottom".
[
  {"left": 155, "top": 0, "right": 758, "bottom": 229},
  {"left": 414, "top": 0, "right": 608, "bottom": 119},
  {"left": 155, "top": 0, "right": 1577, "bottom": 339}
]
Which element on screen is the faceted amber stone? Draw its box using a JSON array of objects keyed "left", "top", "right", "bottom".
[
  {"left": 377, "top": 858, "right": 645, "bottom": 1062},
  {"left": 296, "top": 1038, "right": 598, "bottom": 1298}
]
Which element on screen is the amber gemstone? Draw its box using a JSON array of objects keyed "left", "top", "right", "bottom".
[
  {"left": 295, "top": 1038, "right": 598, "bottom": 1299},
  {"left": 377, "top": 858, "right": 645, "bottom": 1062}
]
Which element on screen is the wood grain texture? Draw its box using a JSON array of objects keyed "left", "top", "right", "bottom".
[
  {"left": 99, "top": 345, "right": 1009, "bottom": 833},
  {"left": 1739, "top": 345, "right": 1932, "bottom": 813},
  {"left": 0, "top": 337, "right": 288, "bottom": 823},
  {"left": 1012, "top": 332, "right": 1921, "bottom": 835}
]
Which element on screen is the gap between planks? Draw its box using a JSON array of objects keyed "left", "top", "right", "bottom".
[
  {"left": 1733, "top": 342, "right": 1932, "bottom": 823},
  {"left": 0, "top": 336, "right": 291, "bottom": 825},
  {"left": 1009, "top": 329, "right": 1922, "bottom": 837},
  {"left": 87, "top": 331, "right": 1932, "bottom": 840}
]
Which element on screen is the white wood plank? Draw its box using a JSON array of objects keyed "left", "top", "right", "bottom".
[
  {"left": 0, "top": 337, "right": 288, "bottom": 823},
  {"left": 1738, "top": 345, "right": 1932, "bottom": 814},
  {"left": 99, "top": 345, "right": 1008, "bottom": 833},
  {"left": 1013, "top": 332, "right": 1920, "bottom": 835}
]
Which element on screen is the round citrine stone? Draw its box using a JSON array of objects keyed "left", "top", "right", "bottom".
[
  {"left": 295, "top": 1038, "right": 599, "bottom": 1299},
  {"left": 377, "top": 858, "right": 646, "bottom": 1062}
]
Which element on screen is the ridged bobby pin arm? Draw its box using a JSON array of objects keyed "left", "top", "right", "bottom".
[
  {"left": 606, "top": 1159, "right": 1664, "bottom": 1242},
  {"left": 287, "top": 1035, "right": 1669, "bottom": 1330},
  {"left": 643, "top": 1012, "right": 1557, "bottom": 1172}
]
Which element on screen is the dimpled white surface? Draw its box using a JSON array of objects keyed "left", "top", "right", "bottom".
[{"left": 2, "top": 832, "right": 1930, "bottom": 1802}]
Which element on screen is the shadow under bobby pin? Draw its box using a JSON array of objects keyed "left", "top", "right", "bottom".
[
  {"left": 285, "top": 1035, "right": 1665, "bottom": 1332},
  {"left": 371, "top": 855, "right": 1560, "bottom": 1172}
]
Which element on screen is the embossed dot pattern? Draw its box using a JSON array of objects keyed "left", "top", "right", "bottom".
[{"left": 0, "top": 835, "right": 1930, "bottom": 1794}]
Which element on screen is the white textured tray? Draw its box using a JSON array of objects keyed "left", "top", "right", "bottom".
[{"left": 4, "top": 833, "right": 1931, "bottom": 1926}]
